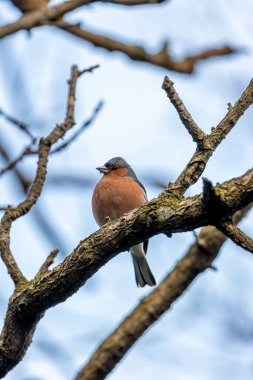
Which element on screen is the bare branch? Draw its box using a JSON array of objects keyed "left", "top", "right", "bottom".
[
  {"left": 0, "top": 107, "right": 36, "bottom": 142},
  {"left": 200, "top": 178, "right": 253, "bottom": 255},
  {"left": 1, "top": 0, "right": 170, "bottom": 40},
  {"left": 36, "top": 249, "right": 59, "bottom": 278},
  {"left": 209, "top": 78, "right": 253, "bottom": 145},
  {"left": 0, "top": 97, "right": 102, "bottom": 176},
  {"left": 11, "top": 0, "right": 50, "bottom": 13},
  {"left": 0, "top": 145, "right": 35, "bottom": 177},
  {"left": 0, "top": 74, "right": 252, "bottom": 377},
  {"left": 54, "top": 21, "right": 237, "bottom": 74},
  {"left": 78, "top": 64, "right": 100, "bottom": 76},
  {"left": 0, "top": 144, "right": 31, "bottom": 192},
  {"left": 0, "top": 65, "right": 85, "bottom": 286},
  {"left": 165, "top": 77, "right": 253, "bottom": 195},
  {"left": 0, "top": 168, "right": 252, "bottom": 377},
  {"left": 74, "top": 204, "right": 251, "bottom": 380},
  {"left": 162, "top": 76, "right": 206, "bottom": 143},
  {"left": 181, "top": 45, "right": 238, "bottom": 69},
  {"left": 0, "top": 5, "right": 237, "bottom": 74},
  {"left": 0, "top": 140, "right": 68, "bottom": 254},
  {"left": 0, "top": 206, "right": 9, "bottom": 211},
  {"left": 51, "top": 100, "right": 103, "bottom": 154},
  {"left": 218, "top": 221, "right": 253, "bottom": 254}
]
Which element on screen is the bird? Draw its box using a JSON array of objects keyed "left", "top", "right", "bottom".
[{"left": 92, "top": 157, "right": 156, "bottom": 287}]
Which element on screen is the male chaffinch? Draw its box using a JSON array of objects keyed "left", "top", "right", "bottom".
[{"left": 92, "top": 157, "right": 156, "bottom": 287}]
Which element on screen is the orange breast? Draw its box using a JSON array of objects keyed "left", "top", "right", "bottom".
[{"left": 92, "top": 175, "right": 147, "bottom": 227}]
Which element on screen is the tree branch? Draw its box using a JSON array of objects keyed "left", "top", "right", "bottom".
[
  {"left": 1, "top": 4, "right": 237, "bottom": 74},
  {"left": 11, "top": 0, "right": 50, "bottom": 13},
  {"left": 51, "top": 100, "right": 103, "bottom": 154},
  {"left": 35, "top": 249, "right": 59, "bottom": 278},
  {"left": 162, "top": 76, "right": 206, "bottom": 143},
  {"left": 0, "top": 75, "right": 252, "bottom": 377},
  {"left": 0, "top": 141, "right": 69, "bottom": 254},
  {"left": 199, "top": 178, "right": 253, "bottom": 255},
  {"left": 163, "top": 77, "right": 253, "bottom": 195},
  {"left": 0, "top": 97, "right": 102, "bottom": 176},
  {"left": 0, "top": 143, "right": 31, "bottom": 192},
  {"left": 2, "top": 0, "right": 169, "bottom": 40},
  {"left": 0, "top": 168, "right": 252, "bottom": 377},
  {"left": 218, "top": 221, "right": 253, "bottom": 254},
  {"left": 75, "top": 204, "right": 252, "bottom": 380},
  {"left": 0, "top": 107, "right": 36, "bottom": 142},
  {"left": 54, "top": 21, "right": 237, "bottom": 74},
  {"left": 0, "top": 145, "right": 35, "bottom": 176},
  {"left": 0, "top": 65, "right": 83, "bottom": 286},
  {"left": 0, "top": 206, "right": 9, "bottom": 211}
]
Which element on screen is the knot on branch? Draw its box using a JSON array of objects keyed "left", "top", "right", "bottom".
[{"left": 202, "top": 178, "right": 230, "bottom": 224}]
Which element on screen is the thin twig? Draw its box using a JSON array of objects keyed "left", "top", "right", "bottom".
[
  {"left": 0, "top": 65, "right": 88, "bottom": 286},
  {"left": 78, "top": 64, "right": 100, "bottom": 76},
  {"left": 162, "top": 76, "right": 206, "bottom": 143},
  {"left": 0, "top": 140, "right": 71, "bottom": 254},
  {"left": 0, "top": 145, "right": 36, "bottom": 176},
  {"left": 163, "top": 77, "right": 253, "bottom": 195},
  {"left": 209, "top": 78, "right": 253, "bottom": 145},
  {"left": 0, "top": 143, "right": 31, "bottom": 192},
  {"left": 0, "top": 99, "right": 102, "bottom": 175},
  {"left": 51, "top": 100, "right": 103, "bottom": 154},
  {"left": 218, "top": 221, "right": 253, "bottom": 254},
  {"left": 0, "top": 107, "right": 36, "bottom": 142},
  {"left": 36, "top": 249, "right": 59, "bottom": 278},
  {"left": 0, "top": 206, "right": 9, "bottom": 211}
]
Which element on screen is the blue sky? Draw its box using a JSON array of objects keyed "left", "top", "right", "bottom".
[{"left": 0, "top": 1, "right": 253, "bottom": 379}]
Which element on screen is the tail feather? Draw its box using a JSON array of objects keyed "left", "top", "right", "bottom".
[
  {"left": 131, "top": 255, "right": 146, "bottom": 287},
  {"left": 131, "top": 244, "right": 156, "bottom": 287}
]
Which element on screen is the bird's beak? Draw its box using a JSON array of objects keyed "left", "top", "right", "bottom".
[{"left": 96, "top": 166, "right": 109, "bottom": 174}]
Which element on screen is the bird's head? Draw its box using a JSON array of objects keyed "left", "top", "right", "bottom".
[{"left": 96, "top": 157, "right": 134, "bottom": 178}]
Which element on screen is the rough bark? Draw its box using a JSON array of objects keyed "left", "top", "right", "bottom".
[
  {"left": 75, "top": 204, "right": 251, "bottom": 380},
  {"left": 0, "top": 169, "right": 252, "bottom": 377}
]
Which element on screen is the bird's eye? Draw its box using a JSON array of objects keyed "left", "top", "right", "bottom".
[{"left": 111, "top": 165, "right": 118, "bottom": 170}]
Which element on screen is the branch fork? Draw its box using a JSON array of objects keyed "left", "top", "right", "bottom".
[{"left": 0, "top": 66, "right": 253, "bottom": 379}]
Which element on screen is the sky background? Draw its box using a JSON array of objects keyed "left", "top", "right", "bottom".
[{"left": 0, "top": 0, "right": 253, "bottom": 379}]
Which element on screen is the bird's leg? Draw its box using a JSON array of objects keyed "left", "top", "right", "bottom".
[{"left": 105, "top": 216, "right": 111, "bottom": 223}]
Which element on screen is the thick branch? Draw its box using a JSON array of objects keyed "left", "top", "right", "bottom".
[
  {"left": 11, "top": 0, "right": 49, "bottom": 13},
  {"left": 0, "top": 75, "right": 252, "bottom": 377},
  {"left": 163, "top": 77, "right": 253, "bottom": 194},
  {"left": 0, "top": 5, "right": 237, "bottom": 74},
  {"left": 75, "top": 204, "right": 251, "bottom": 380},
  {"left": 54, "top": 21, "right": 237, "bottom": 74},
  {"left": 0, "top": 168, "right": 252, "bottom": 377}
]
